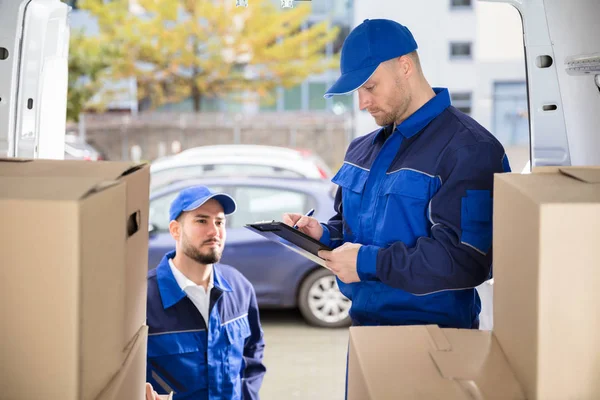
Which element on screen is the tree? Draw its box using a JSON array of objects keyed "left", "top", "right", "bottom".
[
  {"left": 79, "top": 0, "right": 340, "bottom": 112},
  {"left": 66, "top": 30, "right": 121, "bottom": 121}
]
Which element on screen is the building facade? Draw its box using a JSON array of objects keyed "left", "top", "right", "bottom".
[{"left": 351, "top": 0, "right": 528, "bottom": 149}]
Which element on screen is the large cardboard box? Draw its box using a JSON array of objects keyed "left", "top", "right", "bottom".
[
  {"left": 347, "top": 325, "right": 525, "bottom": 400},
  {"left": 96, "top": 325, "right": 148, "bottom": 400},
  {"left": 0, "top": 158, "right": 150, "bottom": 343},
  {"left": 0, "top": 163, "right": 149, "bottom": 399},
  {"left": 493, "top": 167, "right": 600, "bottom": 400}
]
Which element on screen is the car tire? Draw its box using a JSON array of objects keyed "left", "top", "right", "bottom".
[{"left": 298, "top": 268, "right": 352, "bottom": 328}]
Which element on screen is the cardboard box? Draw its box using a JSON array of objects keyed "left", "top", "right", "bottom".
[
  {"left": 493, "top": 167, "right": 600, "bottom": 400},
  {"left": 96, "top": 325, "right": 148, "bottom": 400},
  {"left": 347, "top": 325, "right": 525, "bottom": 400},
  {"left": 0, "top": 158, "right": 150, "bottom": 343},
  {"left": 0, "top": 166, "right": 148, "bottom": 399}
]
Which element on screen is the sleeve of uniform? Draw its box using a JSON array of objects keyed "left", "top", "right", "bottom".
[
  {"left": 319, "top": 185, "right": 345, "bottom": 249},
  {"left": 356, "top": 142, "right": 511, "bottom": 295},
  {"left": 242, "top": 287, "right": 267, "bottom": 400}
]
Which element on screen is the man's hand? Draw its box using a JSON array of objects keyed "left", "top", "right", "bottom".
[
  {"left": 318, "top": 242, "right": 362, "bottom": 283},
  {"left": 282, "top": 213, "right": 323, "bottom": 241},
  {"left": 145, "top": 383, "right": 159, "bottom": 400}
]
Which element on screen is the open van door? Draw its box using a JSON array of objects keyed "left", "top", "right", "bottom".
[
  {"left": 489, "top": 0, "right": 600, "bottom": 168},
  {"left": 0, "top": 0, "right": 69, "bottom": 159}
]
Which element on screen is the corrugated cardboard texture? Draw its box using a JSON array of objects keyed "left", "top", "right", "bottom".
[
  {"left": 0, "top": 177, "right": 127, "bottom": 399},
  {"left": 96, "top": 325, "right": 148, "bottom": 400},
  {"left": 347, "top": 325, "right": 524, "bottom": 400},
  {"left": 493, "top": 170, "right": 600, "bottom": 400},
  {"left": 0, "top": 159, "right": 150, "bottom": 345}
]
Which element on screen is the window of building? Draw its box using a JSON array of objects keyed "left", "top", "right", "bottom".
[
  {"left": 283, "top": 85, "right": 302, "bottom": 111},
  {"left": 309, "top": 82, "right": 327, "bottom": 110},
  {"left": 450, "top": 42, "right": 473, "bottom": 60},
  {"left": 450, "top": 0, "right": 473, "bottom": 9},
  {"left": 451, "top": 92, "right": 472, "bottom": 115},
  {"left": 493, "top": 81, "right": 529, "bottom": 146}
]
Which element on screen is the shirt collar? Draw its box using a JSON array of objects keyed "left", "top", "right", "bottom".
[
  {"left": 372, "top": 87, "right": 451, "bottom": 144},
  {"left": 168, "top": 258, "right": 214, "bottom": 292},
  {"left": 157, "top": 251, "right": 232, "bottom": 309}
]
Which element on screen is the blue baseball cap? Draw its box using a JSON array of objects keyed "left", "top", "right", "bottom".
[
  {"left": 324, "top": 19, "right": 418, "bottom": 99},
  {"left": 169, "top": 185, "right": 237, "bottom": 221}
]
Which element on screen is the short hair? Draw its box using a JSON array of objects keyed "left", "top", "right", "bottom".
[
  {"left": 384, "top": 50, "right": 423, "bottom": 74},
  {"left": 406, "top": 51, "right": 422, "bottom": 72}
]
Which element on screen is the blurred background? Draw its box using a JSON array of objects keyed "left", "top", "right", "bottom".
[{"left": 62, "top": 0, "right": 530, "bottom": 398}]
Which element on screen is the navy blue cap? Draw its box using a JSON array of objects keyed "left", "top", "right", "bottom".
[
  {"left": 169, "top": 185, "right": 237, "bottom": 221},
  {"left": 324, "top": 19, "right": 418, "bottom": 99}
]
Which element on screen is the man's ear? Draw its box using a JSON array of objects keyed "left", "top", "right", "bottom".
[
  {"left": 397, "top": 55, "right": 413, "bottom": 78},
  {"left": 169, "top": 219, "right": 181, "bottom": 241}
]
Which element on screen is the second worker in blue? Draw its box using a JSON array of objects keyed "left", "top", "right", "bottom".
[{"left": 284, "top": 19, "right": 511, "bottom": 330}]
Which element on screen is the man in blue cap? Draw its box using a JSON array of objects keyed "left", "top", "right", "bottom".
[
  {"left": 284, "top": 19, "right": 510, "bottom": 329},
  {"left": 146, "top": 186, "right": 266, "bottom": 400}
]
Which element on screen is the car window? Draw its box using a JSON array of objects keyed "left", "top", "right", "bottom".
[
  {"left": 149, "top": 186, "right": 225, "bottom": 231},
  {"left": 229, "top": 186, "right": 315, "bottom": 229}
]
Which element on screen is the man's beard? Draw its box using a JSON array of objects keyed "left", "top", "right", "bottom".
[
  {"left": 182, "top": 233, "right": 222, "bottom": 265},
  {"left": 374, "top": 78, "right": 411, "bottom": 127}
]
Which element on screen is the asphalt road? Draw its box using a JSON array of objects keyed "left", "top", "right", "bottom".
[{"left": 259, "top": 309, "right": 348, "bottom": 400}]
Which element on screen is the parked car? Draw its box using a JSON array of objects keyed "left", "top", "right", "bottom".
[
  {"left": 149, "top": 144, "right": 332, "bottom": 191},
  {"left": 64, "top": 133, "right": 104, "bottom": 161},
  {"left": 148, "top": 176, "right": 351, "bottom": 328}
]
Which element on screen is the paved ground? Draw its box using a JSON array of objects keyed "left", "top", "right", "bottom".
[{"left": 259, "top": 309, "right": 348, "bottom": 400}]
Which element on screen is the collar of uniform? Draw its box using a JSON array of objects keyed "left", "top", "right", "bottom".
[
  {"left": 157, "top": 251, "right": 234, "bottom": 309},
  {"left": 372, "top": 87, "right": 451, "bottom": 144},
  {"left": 212, "top": 264, "right": 233, "bottom": 293},
  {"left": 157, "top": 251, "right": 187, "bottom": 309}
]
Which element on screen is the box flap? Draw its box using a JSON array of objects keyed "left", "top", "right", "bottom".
[
  {"left": 95, "top": 325, "right": 148, "bottom": 400},
  {"left": 429, "top": 328, "right": 525, "bottom": 399},
  {"left": 0, "top": 157, "right": 30, "bottom": 163},
  {"left": 0, "top": 177, "right": 120, "bottom": 201},
  {"left": 0, "top": 158, "right": 148, "bottom": 181},
  {"left": 347, "top": 326, "right": 525, "bottom": 400},
  {"left": 559, "top": 167, "right": 600, "bottom": 183},
  {"left": 495, "top": 171, "right": 600, "bottom": 204}
]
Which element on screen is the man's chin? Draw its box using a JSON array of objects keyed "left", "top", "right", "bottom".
[{"left": 373, "top": 116, "right": 393, "bottom": 127}]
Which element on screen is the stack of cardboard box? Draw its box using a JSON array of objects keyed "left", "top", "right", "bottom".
[
  {"left": 347, "top": 167, "right": 600, "bottom": 399},
  {"left": 0, "top": 159, "right": 152, "bottom": 399}
]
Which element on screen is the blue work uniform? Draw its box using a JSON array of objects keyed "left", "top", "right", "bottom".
[
  {"left": 321, "top": 88, "right": 511, "bottom": 329},
  {"left": 146, "top": 251, "right": 266, "bottom": 400}
]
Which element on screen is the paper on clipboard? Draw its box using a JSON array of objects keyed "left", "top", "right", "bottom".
[
  {"left": 272, "top": 236, "right": 331, "bottom": 269},
  {"left": 244, "top": 221, "right": 332, "bottom": 270}
]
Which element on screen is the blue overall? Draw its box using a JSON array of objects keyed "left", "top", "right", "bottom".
[{"left": 321, "top": 88, "right": 511, "bottom": 328}]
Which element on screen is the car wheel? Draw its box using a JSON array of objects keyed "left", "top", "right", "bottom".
[{"left": 298, "top": 268, "right": 352, "bottom": 328}]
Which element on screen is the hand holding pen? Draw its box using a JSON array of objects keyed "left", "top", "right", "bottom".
[
  {"left": 293, "top": 208, "right": 315, "bottom": 229},
  {"left": 283, "top": 208, "right": 323, "bottom": 241}
]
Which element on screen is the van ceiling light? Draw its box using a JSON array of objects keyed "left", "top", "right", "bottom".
[
  {"left": 236, "top": 0, "right": 248, "bottom": 7},
  {"left": 565, "top": 53, "right": 600, "bottom": 75}
]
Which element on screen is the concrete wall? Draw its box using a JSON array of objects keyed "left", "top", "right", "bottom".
[{"left": 72, "top": 112, "right": 352, "bottom": 169}]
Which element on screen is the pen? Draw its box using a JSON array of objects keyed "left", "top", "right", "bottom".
[{"left": 293, "top": 208, "right": 315, "bottom": 229}]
